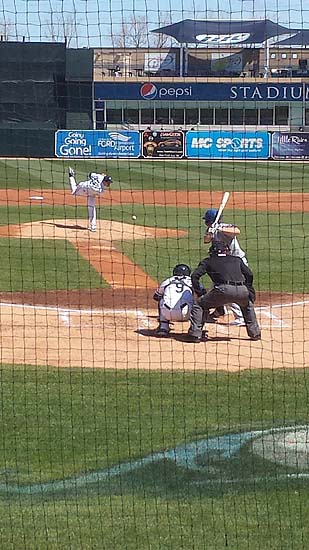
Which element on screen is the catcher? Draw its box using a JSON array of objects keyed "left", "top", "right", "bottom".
[
  {"left": 153, "top": 264, "right": 193, "bottom": 337},
  {"left": 68, "top": 167, "right": 112, "bottom": 232}
]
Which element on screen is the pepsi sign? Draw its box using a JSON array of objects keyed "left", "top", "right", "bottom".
[
  {"left": 140, "top": 83, "right": 158, "bottom": 100},
  {"left": 140, "top": 83, "right": 193, "bottom": 100}
]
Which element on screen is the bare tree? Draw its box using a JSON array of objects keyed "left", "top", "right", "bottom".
[
  {"left": 0, "top": 19, "right": 14, "bottom": 41},
  {"left": 114, "top": 15, "right": 174, "bottom": 48},
  {"left": 151, "top": 14, "right": 174, "bottom": 48},
  {"left": 44, "top": 13, "right": 76, "bottom": 47}
]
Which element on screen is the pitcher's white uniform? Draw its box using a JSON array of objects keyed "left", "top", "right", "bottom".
[
  {"left": 69, "top": 169, "right": 112, "bottom": 232},
  {"left": 155, "top": 275, "right": 193, "bottom": 331}
]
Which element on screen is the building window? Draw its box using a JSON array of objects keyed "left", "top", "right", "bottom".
[
  {"left": 244, "top": 109, "right": 258, "bottom": 125},
  {"left": 270, "top": 53, "right": 276, "bottom": 59},
  {"left": 95, "top": 110, "right": 104, "bottom": 122},
  {"left": 281, "top": 53, "right": 287, "bottom": 59},
  {"left": 106, "top": 109, "right": 122, "bottom": 123},
  {"left": 215, "top": 108, "right": 228, "bottom": 125},
  {"left": 123, "top": 108, "right": 139, "bottom": 124},
  {"left": 141, "top": 108, "right": 154, "bottom": 125},
  {"left": 170, "top": 108, "right": 184, "bottom": 125},
  {"left": 200, "top": 108, "right": 214, "bottom": 124},
  {"left": 185, "top": 108, "right": 199, "bottom": 125},
  {"left": 260, "top": 109, "right": 274, "bottom": 125},
  {"left": 292, "top": 53, "right": 298, "bottom": 59},
  {"left": 155, "top": 108, "right": 169, "bottom": 125},
  {"left": 95, "top": 100, "right": 104, "bottom": 109},
  {"left": 230, "top": 109, "right": 244, "bottom": 125},
  {"left": 275, "top": 105, "right": 289, "bottom": 125}
]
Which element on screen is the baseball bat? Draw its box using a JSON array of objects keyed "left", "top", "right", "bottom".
[{"left": 213, "top": 192, "right": 230, "bottom": 225}]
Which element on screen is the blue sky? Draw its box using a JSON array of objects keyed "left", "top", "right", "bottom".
[{"left": 1, "top": 0, "right": 309, "bottom": 47}]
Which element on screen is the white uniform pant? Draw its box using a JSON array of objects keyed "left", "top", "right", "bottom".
[
  {"left": 159, "top": 302, "right": 191, "bottom": 331},
  {"left": 69, "top": 176, "right": 100, "bottom": 229}
]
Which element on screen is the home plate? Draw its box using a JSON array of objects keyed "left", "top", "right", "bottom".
[{"left": 29, "top": 196, "right": 44, "bottom": 200}]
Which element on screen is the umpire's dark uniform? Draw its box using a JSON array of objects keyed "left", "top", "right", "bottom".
[{"left": 188, "top": 247, "right": 261, "bottom": 341}]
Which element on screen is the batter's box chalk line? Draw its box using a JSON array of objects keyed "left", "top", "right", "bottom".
[
  {"left": 0, "top": 301, "right": 150, "bottom": 329},
  {"left": 256, "top": 300, "right": 309, "bottom": 329},
  {"left": 1, "top": 300, "right": 308, "bottom": 331}
]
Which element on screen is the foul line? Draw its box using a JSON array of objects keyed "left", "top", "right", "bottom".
[
  {"left": 0, "top": 301, "right": 144, "bottom": 316},
  {"left": 256, "top": 300, "right": 309, "bottom": 310}
]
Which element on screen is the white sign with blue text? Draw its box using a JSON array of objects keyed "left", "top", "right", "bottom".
[{"left": 55, "top": 130, "right": 141, "bottom": 158}]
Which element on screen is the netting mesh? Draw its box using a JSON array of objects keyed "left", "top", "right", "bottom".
[{"left": 0, "top": 1, "right": 308, "bottom": 549}]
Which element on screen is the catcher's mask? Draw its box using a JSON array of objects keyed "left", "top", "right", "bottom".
[
  {"left": 173, "top": 264, "right": 191, "bottom": 277},
  {"left": 209, "top": 243, "right": 230, "bottom": 256},
  {"left": 202, "top": 208, "right": 221, "bottom": 225}
]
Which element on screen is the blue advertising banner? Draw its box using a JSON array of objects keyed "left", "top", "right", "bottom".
[
  {"left": 55, "top": 130, "right": 140, "bottom": 158},
  {"left": 186, "top": 131, "right": 270, "bottom": 159},
  {"left": 271, "top": 132, "right": 309, "bottom": 159},
  {"left": 95, "top": 82, "right": 309, "bottom": 102}
]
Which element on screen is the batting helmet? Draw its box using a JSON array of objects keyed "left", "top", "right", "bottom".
[
  {"left": 202, "top": 208, "right": 221, "bottom": 225},
  {"left": 173, "top": 264, "right": 191, "bottom": 277}
]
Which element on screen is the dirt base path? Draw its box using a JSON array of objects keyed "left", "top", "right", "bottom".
[
  {"left": 0, "top": 189, "right": 307, "bottom": 370},
  {"left": 2, "top": 189, "right": 309, "bottom": 212}
]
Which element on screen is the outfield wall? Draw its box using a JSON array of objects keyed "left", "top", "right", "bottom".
[{"left": 54, "top": 129, "right": 309, "bottom": 160}]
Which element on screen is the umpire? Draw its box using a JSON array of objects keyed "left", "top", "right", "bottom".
[{"left": 187, "top": 243, "right": 261, "bottom": 343}]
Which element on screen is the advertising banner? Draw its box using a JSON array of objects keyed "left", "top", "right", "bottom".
[
  {"left": 271, "top": 132, "right": 309, "bottom": 159},
  {"left": 142, "top": 130, "right": 184, "bottom": 158},
  {"left": 55, "top": 130, "right": 140, "bottom": 158},
  {"left": 95, "top": 82, "right": 309, "bottom": 102},
  {"left": 186, "top": 131, "right": 270, "bottom": 159}
]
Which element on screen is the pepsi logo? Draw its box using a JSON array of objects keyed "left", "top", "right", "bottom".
[{"left": 140, "top": 83, "right": 158, "bottom": 100}]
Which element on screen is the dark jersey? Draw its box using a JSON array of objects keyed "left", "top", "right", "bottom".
[{"left": 191, "top": 254, "right": 253, "bottom": 295}]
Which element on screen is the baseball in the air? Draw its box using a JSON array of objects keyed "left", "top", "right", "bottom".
[{"left": 132, "top": 215, "right": 137, "bottom": 220}]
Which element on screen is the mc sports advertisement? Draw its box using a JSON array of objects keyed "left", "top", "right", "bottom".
[
  {"left": 186, "top": 131, "right": 270, "bottom": 159},
  {"left": 55, "top": 130, "right": 140, "bottom": 158},
  {"left": 271, "top": 132, "right": 309, "bottom": 159}
]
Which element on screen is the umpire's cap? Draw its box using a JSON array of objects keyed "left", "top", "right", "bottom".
[
  {"left": 209, "top": 243, "right": 230, "bottom": 256},
  {"left": 202, "top": 208, "right": 221, "bottom": 225}
]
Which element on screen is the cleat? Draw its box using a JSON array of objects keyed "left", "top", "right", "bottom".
[
  {"left": 154, "top": 328, "right": 170, "bottom": 337},
  {"left": 68, "top": 166, "right": 75, "bottom": 177},
  {"left": 250, "top": 335, "right": 261, "bottom": 341},
  {"left": 88, "top": 225, "right": 96, "bottom": 232},
  {"left": 186, "top": 333, "right": 203, "bottom": 343}
]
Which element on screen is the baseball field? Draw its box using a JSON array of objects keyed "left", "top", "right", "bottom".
[{"left": 0, "top": 158, "right": 308, "bottom": 549}]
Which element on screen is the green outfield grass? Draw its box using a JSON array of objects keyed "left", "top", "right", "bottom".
[
  {"left": 0, "top": 365, "right": 308, "bottom": 549},
  {"left": 1, "top": 157, "right": 309, "bottom": 192}
]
